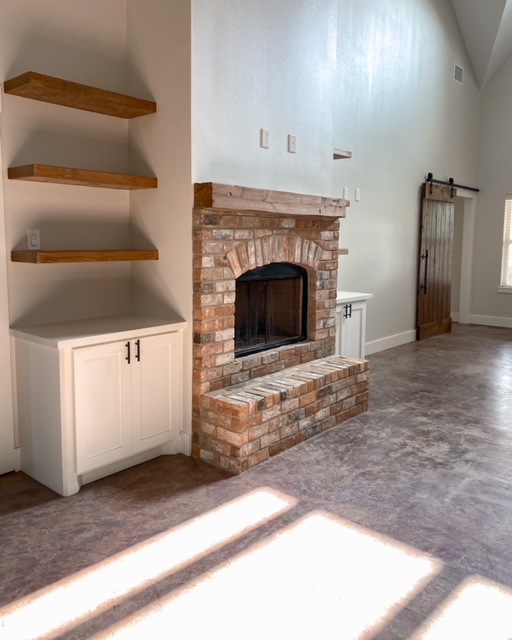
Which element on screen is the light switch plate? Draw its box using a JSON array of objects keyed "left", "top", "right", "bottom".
[
  {"left": 26, "top": 229, "right": 40, "bottom": 250},
  {"left": 260, "top": 128, "right": 270, "bottom": 149}
]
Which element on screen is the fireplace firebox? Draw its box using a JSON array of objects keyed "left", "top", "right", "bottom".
[{"left": 235, "top": 262, "right": 308, "bottom": 357}]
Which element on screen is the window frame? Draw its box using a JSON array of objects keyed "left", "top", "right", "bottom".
[{"left": 499, "top": 196, "right": 512, "bottom": 292}]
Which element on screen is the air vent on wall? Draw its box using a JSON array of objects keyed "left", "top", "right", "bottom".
[{"left": 454, "top": 64, "right": 464, "bottom": 84}]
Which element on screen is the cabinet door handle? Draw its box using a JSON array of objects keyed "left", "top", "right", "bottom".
[
  {"left": 135, "top": 339, "right": 141, "bottom": 362},
  {"left": 344, "top": 303, "right": 352, "bottom": 319},
  {"left": 125, "top": 341, "right": 131, "bottom": 364}
]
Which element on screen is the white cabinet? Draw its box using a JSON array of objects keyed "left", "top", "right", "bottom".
[
  {"left": 10, "top": 315, "right": 186, "bottom": 496},
  {"left": 336, "top": 292, "right": 373, "bottom": 359}
]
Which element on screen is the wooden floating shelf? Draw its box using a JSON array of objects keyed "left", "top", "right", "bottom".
[
  {"left": 333, "top": 148, "right": 352, "bottom": 160},
  {"left": 11, "top": 250, "right": 159, "bottom": 264},
  {"left": 8, "top": 164, "right": 157, "bottom": 190},
  {"left": 4, "top": 71, "right": 156, "bottom": 119}
]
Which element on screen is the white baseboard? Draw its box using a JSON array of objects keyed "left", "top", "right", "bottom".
[
  {"left": 179, "top": 432, "right": 192, "bottom": 455},
  {"left": 161, "top": 431, "right": 192, "bottom": 455},
  {"left": 80, "top": 446, "right": 163, "bottom": 487},
  {"left": 365, "top": 330, "right": 416, "bottom": 355},
  {"left": 365, "top": 317, "right": 512, "bottom": 358},
  {"left": 466, "top": 314, "right": 512, "bottom": 329}
]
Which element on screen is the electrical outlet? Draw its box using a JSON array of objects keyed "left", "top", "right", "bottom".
[
  {"left": 260, "top": 128, "right": 270, "bottom": 149},
  {"left": 288, "top": 134, "right": 297, "bottom": 153},
  {"left": 26, "top": 229, "right": 40, "bottom": 250}
]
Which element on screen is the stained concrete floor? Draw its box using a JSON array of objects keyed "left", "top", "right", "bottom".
[{"left": 2, "top": 323, "right": 512, "bottom": 638}]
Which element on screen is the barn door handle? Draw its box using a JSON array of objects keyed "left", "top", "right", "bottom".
[{"left": 421, "top": 249, "right": 429, "bottom": 294}]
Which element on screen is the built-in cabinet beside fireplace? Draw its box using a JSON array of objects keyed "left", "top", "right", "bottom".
[
  {"left": 336, "top": 291, "right": 373, "bottom": 359},
  {"left": 10, "top": 316, "right": 186, "bottom": 496}
]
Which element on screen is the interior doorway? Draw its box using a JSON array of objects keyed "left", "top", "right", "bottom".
[{"left": 451, "top": 189, "right": 476, "bottom": 325}]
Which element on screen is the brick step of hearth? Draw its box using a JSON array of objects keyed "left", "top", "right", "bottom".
[{"left": 195, "top": 355, "right": 369, "bottom": 474}]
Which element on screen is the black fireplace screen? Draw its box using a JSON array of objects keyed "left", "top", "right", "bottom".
[{"left": 235, "top": 262, "right": 308, "bottom": 357}]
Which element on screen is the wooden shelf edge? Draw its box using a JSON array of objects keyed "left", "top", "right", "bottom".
[
  {"left": 11, "top": 250, "right": 159, "bottom": 264},
  {"left": 4, "top": 71, "right": 156, "bottom": 119},
  {"left": 8, "top": 164, "right": 157, "bottom": 190},
  {"left": 333, "top": 148, "right": 352, "bottom": 160}
]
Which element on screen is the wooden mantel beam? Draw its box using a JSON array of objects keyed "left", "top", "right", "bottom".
[{"left": 194, "top": 182, "right": 349, "bottom": 218}]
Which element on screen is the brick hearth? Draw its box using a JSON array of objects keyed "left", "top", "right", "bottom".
[{"left": 192, "top": 182, "right": 369, "bottom": 473}]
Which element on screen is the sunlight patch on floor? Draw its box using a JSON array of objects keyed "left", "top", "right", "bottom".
[
  {"left": 411, "top": 576, "right": 512, "bottom": 639},
  {"left": 0, "top": 487, "right": 296, "bottom": 640},
  {"left": 90, "top": 511, "right": 441, "bottom": 639}
]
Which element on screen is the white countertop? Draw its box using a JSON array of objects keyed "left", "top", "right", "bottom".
[
  {"left": 10, "top": 315, "right": 187, "bottom": 349},
  {"left": 336, "top": 291, "right": 373, "bottom": 304}
]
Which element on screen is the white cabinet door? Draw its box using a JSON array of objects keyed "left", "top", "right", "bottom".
[
  {"left": 74, "top": 332, "right": 180, "bottom": 474},
  {"left": 74, "top": 341, "right": 132, "bottom": 474},
  {"left": 337, "top": 301, "right": 367, "bottom": 359},
  {"left": 132, "top": 332, "right": 180, "bottom": 453}
]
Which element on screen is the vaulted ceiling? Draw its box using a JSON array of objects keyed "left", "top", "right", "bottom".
[{"left": 451, "top": 0, "right": 512, "bottom": 87}]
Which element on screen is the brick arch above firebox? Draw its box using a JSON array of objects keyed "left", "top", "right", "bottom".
[{"left": 226, "top": 236, "right": 325, "bottom": 278}]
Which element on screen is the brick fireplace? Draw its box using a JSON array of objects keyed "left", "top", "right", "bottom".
[{"left": 192, "top": 182, "right": 369, "bottom": 473}]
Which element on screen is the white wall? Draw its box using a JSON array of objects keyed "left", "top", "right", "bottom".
[
  {"left": 128, "top": 0, "right": 193, "bottom": 447},
  {"left": 192, "top": 0, "right": 338, "bottom": 196},
  {"left": 0, "top": 0, "right": 506, "bottom": 473},
  {"left": 0, "top": 96, "right": 15, "bottom": 472},
  {"left": 334, "top": 0, "right": 481, "bottom": 347},
  {"left": 0, "top": 0, "right": 132, "bottom": 327},
  {"left": 0, "top": 0, "right": 193, "bottom": 473},
  {"left": 472, "top": 53, "right": 512, "bottom": 326},
  {"left": 0, "top": 0, "right": 133, "bottom": 472},
  {"left": 191, "top": 0, "right": 481, "bottom": 351}
]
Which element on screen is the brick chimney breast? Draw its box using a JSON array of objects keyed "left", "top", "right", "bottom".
[{"left": 192, "top": 183, "right": 368, "bottom": 473}]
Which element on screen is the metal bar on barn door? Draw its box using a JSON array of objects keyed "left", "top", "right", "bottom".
[{"left": 426, "top": 172, "right": 479, "bottom": 194}]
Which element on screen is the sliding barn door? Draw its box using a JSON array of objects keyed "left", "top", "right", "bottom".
[{"left": 416, "top": 182, "right": 456, "bottom": 340}]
